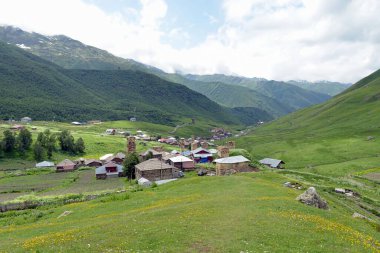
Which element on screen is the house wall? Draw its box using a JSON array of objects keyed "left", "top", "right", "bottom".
[
  {"left": 87, "top": 162, "right": 102, "bottom": 167},
  {"left": 56, "top": 165, "right": 75, "bottom": 172},
  {"left": 216, "top": 162, "right": 252, "bottom": 176},
  {"left": 172, "top": 161, "right": 195, "bottom": 170},
  {"left": 136, "top": 168, "right": 180, "bottom": 181}
]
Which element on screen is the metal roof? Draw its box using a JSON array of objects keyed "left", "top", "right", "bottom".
[
  {"left": 100, "top": 154, "right": 113, "bottom": 160},
  {"left": 169, "top": 155, "right": 193, "bottom": 163},
  {"left": 36, "top": 161, "right": 55, "bottom": 167},
  {"left": 208, "top": 149, "right": 218, "bottom": 154},
  {"left": 214, "top": 155, "right": 250, "bottom": 164},
  {"left": 259, "top": 158, "right": 284, "bottom": 168}
]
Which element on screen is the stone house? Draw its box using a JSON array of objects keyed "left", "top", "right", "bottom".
[
  {"left": 56, "top": 159, "right": 76, "bottom": 172},
  {"left": 135, "top": 158, "right": 181, "bottom": 181},
  {"left": 214, "top": 155, "right": 254, "bottom": 176}
]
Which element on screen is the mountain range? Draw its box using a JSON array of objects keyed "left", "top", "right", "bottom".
[
  {"left": 0, "top": 40, "right": 247, "bottom": 125},
  {"left": 0, "top": 26, "right": 350, "bottom": 120}
]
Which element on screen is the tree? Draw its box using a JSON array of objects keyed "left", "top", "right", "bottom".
[
  {"left": 36, "top": 132, "right": 45, "bottom": 146},
  {"left": 0, "top": 141, "right": 4, "bottom": 158},
  {"left": 123, "top": 153, "right": 139, "bottom": 179},
  {"left": 75, "top": 137, "right": 85, "bottom": 154},
  {"left": 46, "top": 134, "right": 57, "bottom": 159},
  {"left": 145, "top": 151, "right": 153, "bottom": 160},
  {"left": 3, "top": 130, "right": 16, "bottom": 153},
  {"left": 16, "top": 129, "right": 33, "bottom": 155},
  {"left": 33, "top": 141, "right": 45, "bottom": 161},
  {"left": 58, "top": 130, "right": 75, "bottom": 153}
]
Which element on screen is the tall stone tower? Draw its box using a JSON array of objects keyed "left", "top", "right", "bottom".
[
  {"left": 191, "top": 141, "right": 199, "bottom": 151},
  {"left": 226, "top": 141, "right": 236, "bottom": 149},
  {"left": 127, "top": 136, "right": 136, "bottom": 153},
  {"left": 179, "top": 138, "right": 185, "bottom": 151},
  {"left": 217, "top": 146, "right": 230, "bottom": 158}
]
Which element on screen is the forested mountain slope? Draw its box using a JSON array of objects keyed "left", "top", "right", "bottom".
[
  {"left": 0, "top": 41, "right": 240, "bottom": 125},
  {"left": 0, "top": 26, "right": 333, "bottom": 120}
]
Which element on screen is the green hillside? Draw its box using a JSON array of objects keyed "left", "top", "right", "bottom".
[
  {"left": 185, "top": 74, "right": 331, "bottom": 111},
  {"left": 236, "top": 68, "right": 380, "bottom": 176},
  {"left": 0, "top": 26, "right": 163, "bottom": 75},
  {"left": 161, "top": 74, "right": 290, "bottom": 117},
  {"left": 288, "top": 80, "right": 351, "bottom": 96},
  {"left": 0, "top": 26, "right": 331, "bottom": 119},
  {"left": 0, "top": 41, "right": 240, "bottom": 126}
]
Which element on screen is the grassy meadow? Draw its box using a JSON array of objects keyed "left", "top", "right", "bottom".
[
  {"left": 0, "top": 173, "right": 379, "bottom": 253},
  {"left": 0, "top": 119, "right": 232, "bottom": 169}
]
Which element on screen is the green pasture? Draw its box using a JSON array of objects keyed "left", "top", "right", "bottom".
[{"left": 0, "top": 173, "right": 378, "bottom": 252}]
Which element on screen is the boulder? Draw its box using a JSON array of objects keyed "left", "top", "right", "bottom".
[
  {"left": 138, "top": 177, "right": 152, "bottom": 187},
  {"left": 296, "top": 187, "right": 328, "bottom": 209},
  {"left": 197, "top": 169, "right": 208, "bottom": 176}
]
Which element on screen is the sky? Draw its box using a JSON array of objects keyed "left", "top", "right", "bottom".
[{"left": 0, "top": 0, "right": 380, "bottom": 83}]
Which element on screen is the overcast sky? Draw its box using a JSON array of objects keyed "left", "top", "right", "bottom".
[{"left": 1, "top": 0, "right": 380, "bottom": 83}]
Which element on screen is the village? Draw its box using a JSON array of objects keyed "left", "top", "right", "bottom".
[{"left": 36, "top": 126, "right": 285, "bottom": 186}]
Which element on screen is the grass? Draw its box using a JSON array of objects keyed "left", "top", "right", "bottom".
[
  {"left": 0, "top": 169, "right": 126, "bottom": 203},
  {"left": 0, "top": 172, "right": 378, "bottom": 252},
  {"left": 0, "top": 119, "right": 233, "bottom": 170}
]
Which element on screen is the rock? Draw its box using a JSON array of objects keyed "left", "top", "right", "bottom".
[
  {"left": 283, "top": 182, "right": 292, "bottom": 188},
  {"left": 138, "top": 177, "right": 152, "bottom": 187},
  {"left": 223, "top": 169, "right": 237, "bottom": 176},
  {"left": 296, "top": 187, "right": 329, "bottom": 209},
  {"left": 197, "top": 169, "right": 208, "bottom": 176},
  {"left": 335, "top": 188, "right": 346, "bottom": 194},
  {"left": 58, "top": 210, "right": 72, "bottom": 218},
  {"left": 352, "top": 212, "right": 369, "bottom": 220},
  {"left": 367, "top": 136, "right": 375, "bottom": 141}
]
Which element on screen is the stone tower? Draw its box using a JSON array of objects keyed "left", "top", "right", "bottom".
[
  {"left": 191, "top": 141, "right": 199, "bottom": 151},
  {"left": 127, "top": 136, "right": 136, "bottom": 153},
  {"left": 226, "top": 141, "right": 236, "bottom": 149},
  {"left": 217, "top": 146, "right": 230, "bottom": 158}
]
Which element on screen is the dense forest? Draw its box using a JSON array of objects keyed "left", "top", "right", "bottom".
[{"left": 0, "top": 41, "right": 254, "bottom": 126}]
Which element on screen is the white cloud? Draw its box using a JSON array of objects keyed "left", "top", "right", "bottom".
[{"left": 0, "top": 0, "right": 380, "bottom": 83}]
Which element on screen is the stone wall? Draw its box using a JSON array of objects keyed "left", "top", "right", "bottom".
[
  {"left": 216, "top": 162, "right": 254, "bottom": 176},
  {"left": 136, "top": 168, "right": 180, "bottom": 181}
]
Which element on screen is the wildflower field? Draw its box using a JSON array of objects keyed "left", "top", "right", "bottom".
[{"left": 0, "top": 173, "right": 379, "bottom": 252}]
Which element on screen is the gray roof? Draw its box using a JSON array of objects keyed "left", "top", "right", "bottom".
[
  {"left": 36, "top": 161, "right": 55, "bottom": 167},
  {"left": 114, "top": 152, "right": 126, "bottom": 159},
  {"left": 135, "top": 158, "right": 175, "bottom": 171},
  {"left": 169, "top": 155, "right": 193, "bottom": 163},
  {"left": 259, "top": 158, "right": 284, "bottom": 168},
  {"left": 214, "top": 155, "right": 250, "bottom": 164}
]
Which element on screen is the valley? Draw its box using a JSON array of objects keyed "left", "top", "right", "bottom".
[{"left": 0, "top": 22, "right": 379, "bottom": 253}]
